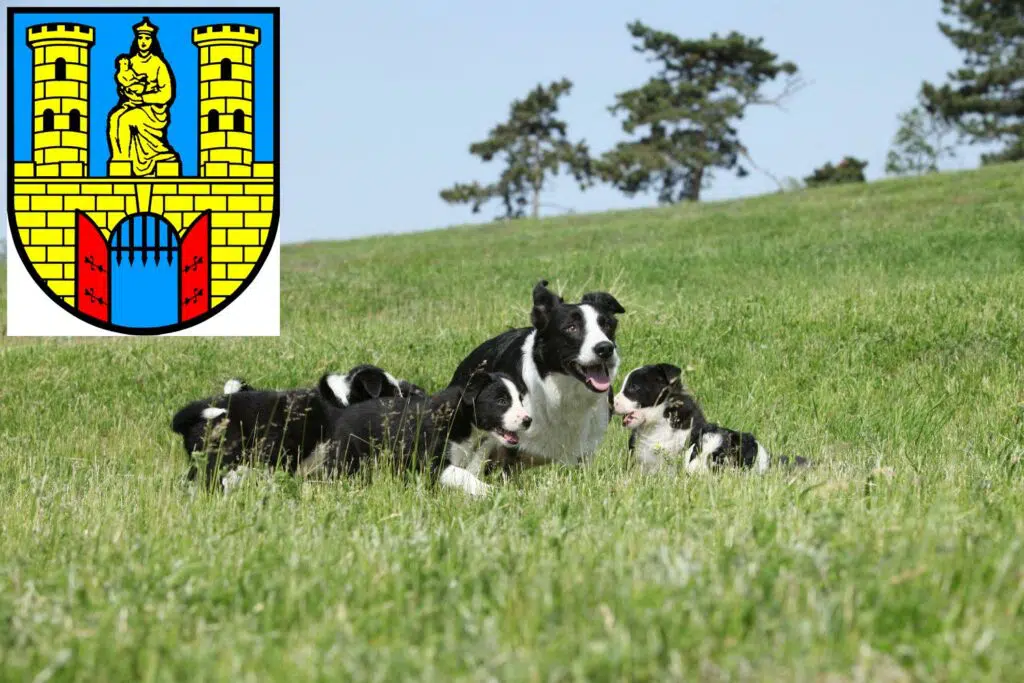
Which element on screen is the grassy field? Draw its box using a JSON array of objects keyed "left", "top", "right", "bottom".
[{"left": 2, "top": 163, "right": 1023, "bottom": 682}]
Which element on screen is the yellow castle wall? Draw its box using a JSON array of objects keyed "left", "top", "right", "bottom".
[{"left": 13, "top": 161, "right": 275, "bottom": 308}]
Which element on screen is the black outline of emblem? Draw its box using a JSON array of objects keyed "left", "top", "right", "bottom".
[{"left": 6, "top": 6, "right": 280, "bottom": 335}]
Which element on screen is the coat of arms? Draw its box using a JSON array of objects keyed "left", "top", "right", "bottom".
[{"left": 7, "top": 7, "right": 280, "bottom": 335}]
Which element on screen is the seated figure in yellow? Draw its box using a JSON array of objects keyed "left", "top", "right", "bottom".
[{"left": 107, "top": 17, "right": 179, "bottom": 177}]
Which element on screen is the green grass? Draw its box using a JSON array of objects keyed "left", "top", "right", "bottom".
[{"left": 2, "top": 164, "right": 1024, "bottom": 682}]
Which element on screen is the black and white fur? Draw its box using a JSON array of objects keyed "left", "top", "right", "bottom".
[
  {"left": 613, "top": 363, "right": 791, "bottom": 474},
  {"left": 324, "top": 371, "right": 531, "bottom": 497},
  {"left": 221, "top": 378, "right": 254, "bottom": 394},
  {"left": 171, "top": 364, "right": 424, "bottom": 490},
  {"left": 221, "top": 370, "right": 427, "bottom": 404},
  {"left": 449, "top": 280, "right": 626, "bottom": 471}
]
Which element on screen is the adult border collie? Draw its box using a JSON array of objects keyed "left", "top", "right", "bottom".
[
  {"left": 171, "top": 364, "right": 422, "bottom": 490},
  {"left": 449, "top": 279, "right": 625, "bottom": 470},
  {"left": 324, "top": 371, "right": 531, "bottom": 497}
]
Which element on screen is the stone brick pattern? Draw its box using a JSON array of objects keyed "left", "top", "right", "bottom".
[{"left": 13, "top": 161, "right": 274, "bottom": 308}]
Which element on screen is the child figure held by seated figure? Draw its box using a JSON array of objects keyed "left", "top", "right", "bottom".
[{"left": 115, "top": 54, "right": 148, "bottom": 97}]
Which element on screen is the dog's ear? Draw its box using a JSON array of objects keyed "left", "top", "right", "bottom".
[
  {"left": 318, "top": 372, "right": 350, "bottom": 407},
  {"left": 656, "top": 363, "right": 683, "bottom": 385},
  {"left": 531, "top": 279, "right": 561, "bottom": 330},
  {"left": 581, "top": 291, "right": 625, "bottom": 316},
  {"left": 460, "top": 370, "right": 492, "bottom": 407}
]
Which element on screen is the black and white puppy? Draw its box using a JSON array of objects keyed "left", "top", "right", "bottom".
[
  {"left": 449, "top": 279, "right": 625, "bottom": 470},
  {"left": 171, "top": 364, "right": 423, "bottom": 490},
  {"left": 324, "top": 371, "right": 531, "bottom": 497},
  {"left": 221, "top": 368, "right": 427, "bottom": 404},
  {"left": 613, "top": 363, "right": 793, "bottom": 474}
]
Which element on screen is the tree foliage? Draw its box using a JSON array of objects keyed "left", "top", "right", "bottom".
[
  {"left": 885, "top": 105, "right": 957, "bottom": 176},
  {"left": 920, "top": 0, "right": 1024, "bottom": 165},
  {"left": 597, "top": 21, "right": 803, "bottom": 203},
  {"left": 803, "top": 157, "right": 868, "bottom": 188},
  {"left": 440, "top": 78, "right": 593, "bottom": 220}
]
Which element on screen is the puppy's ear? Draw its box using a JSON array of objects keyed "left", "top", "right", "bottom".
[
  {"left": 656, "top": 363, "right": 683, "bottom": 385},
  {"left": 531, "top": 279, "right": 560, "bottom": 330},
  {"left": 354, "top": 367, "right": 385, "bottom": 400},
  {"left": 460, "top": 370, "right": 491, "bottom": 406},
  {"left": 581, "top": 291, "right": 626, "bottom": 315},
  {"left": 318, "top": 372, "right": 350, "bottom": 408}
]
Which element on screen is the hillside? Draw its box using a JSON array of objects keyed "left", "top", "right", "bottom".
[{"left": 1, "top": 164, "right": 1023, "bottom": 680}]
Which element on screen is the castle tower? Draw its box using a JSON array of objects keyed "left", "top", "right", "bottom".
[
  {"left": 192, "top": 23, "right": 261, "bottom": 177},
  {"left": 26, "top": 22, "right": 95, "bottom": 177}
]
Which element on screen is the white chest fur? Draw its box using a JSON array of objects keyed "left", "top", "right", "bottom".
[
  {"left": 446, "top": 429, "right": 490, "bottom": 473},
  {"left": 631, "top": 421, "right": 693, "bottom": 474},
  {"left": 440, "top": 429, "right": 492, "bottom": 497},
  {"left": 517, "top": 335, "right": 612, "bottom": 465}
]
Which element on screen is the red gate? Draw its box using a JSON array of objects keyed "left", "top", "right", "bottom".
[
  {"left": 74, "top": 210, "right": 212, "bottom": 325},
  {"left": 76, "top": 211, "right": 110, "bottom": 322}
]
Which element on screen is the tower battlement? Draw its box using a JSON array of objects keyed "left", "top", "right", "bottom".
[
  {"left": 192, "top": 24, "right": 261, "bottom": 46},
  {"left": 26, "top": 23, "right": 95, "bottom": 47}
]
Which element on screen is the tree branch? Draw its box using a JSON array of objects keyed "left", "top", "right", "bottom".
[
  {"left": 737, "top": 145, "right": 785, "bottom": 191},
  {"left": 751, "top": 75, "right": 812, "bottom": 112}
]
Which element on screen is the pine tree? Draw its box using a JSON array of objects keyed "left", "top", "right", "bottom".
[
  {"left": 598, "top": 21, "right": 803, "bottom": 203},
  {"left": 920, "top": 0, "right": 1024, "bottom": 165},
  {"left": 440, "top": 78, "right": 593, "bottom": 220}
]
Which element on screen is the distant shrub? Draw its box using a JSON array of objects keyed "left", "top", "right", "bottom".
[{"left": 804, "top": 156, "right": 868, "bottom": 188}]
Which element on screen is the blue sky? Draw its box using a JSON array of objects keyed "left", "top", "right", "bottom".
[
  {"left": 3, "top": 0, "right": 985, "bottom": 244},
  {"left": 10, "top": 8, "right": 275, "bottom": 177}
]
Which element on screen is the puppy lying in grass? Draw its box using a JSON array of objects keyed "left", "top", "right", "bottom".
[
  {"left": 323, "top": 370, "right": 532, "bottom": 498},
  {"left": 171, "top": 364, "right": 425, "bottom": 491},
  {"left": 612, "top": 363, "right": 807, "bottom": 474}
]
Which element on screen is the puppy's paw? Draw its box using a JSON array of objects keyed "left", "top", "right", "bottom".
[
  {"left": 465, "top": 479, "right": 491, "bottom": 498},
  {"left": 221, "top": 465, "right": 252, "bottom": 494}
]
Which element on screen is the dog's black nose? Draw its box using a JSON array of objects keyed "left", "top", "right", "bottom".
[
  {"left": 522, "top": 416, "right": 533, "bottom": 429},
  {"left": 594, "top": 342, "right": 615, "bottom": 359}
]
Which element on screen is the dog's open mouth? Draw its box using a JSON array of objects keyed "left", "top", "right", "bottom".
[
  {"left": 494, "top": 428, "right": 520, "bottom": 446},
  {"left": 622, "top": 411, "right": 642, "bottom": 428},
  {"left": 569, "top": 361, "right": 611, "bottom": 393}
]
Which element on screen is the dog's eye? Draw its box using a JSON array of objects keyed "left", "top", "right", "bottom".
[
  {"left": 565, "top": 324, "right": 577, "bottom": 333},
  {"left": 497, "top": 397, "right": 510, "bottom": 407}
]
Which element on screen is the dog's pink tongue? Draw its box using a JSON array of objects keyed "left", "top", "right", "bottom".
[{"left": 585, "top": 366, "right": 611, "bottom": 391}]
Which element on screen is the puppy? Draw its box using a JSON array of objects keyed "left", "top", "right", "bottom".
[
  {"left": 324, "top": 371, "right": 531, "bottom": 497},
  {"left": 171, "top": 364, "right": 423, "bottom": 490},
  {"left": 221, "top": 366, "right": 428, "bottom": 403},
  {"left": 613, "top": 363, "right": 804, "bottom": 474}
]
